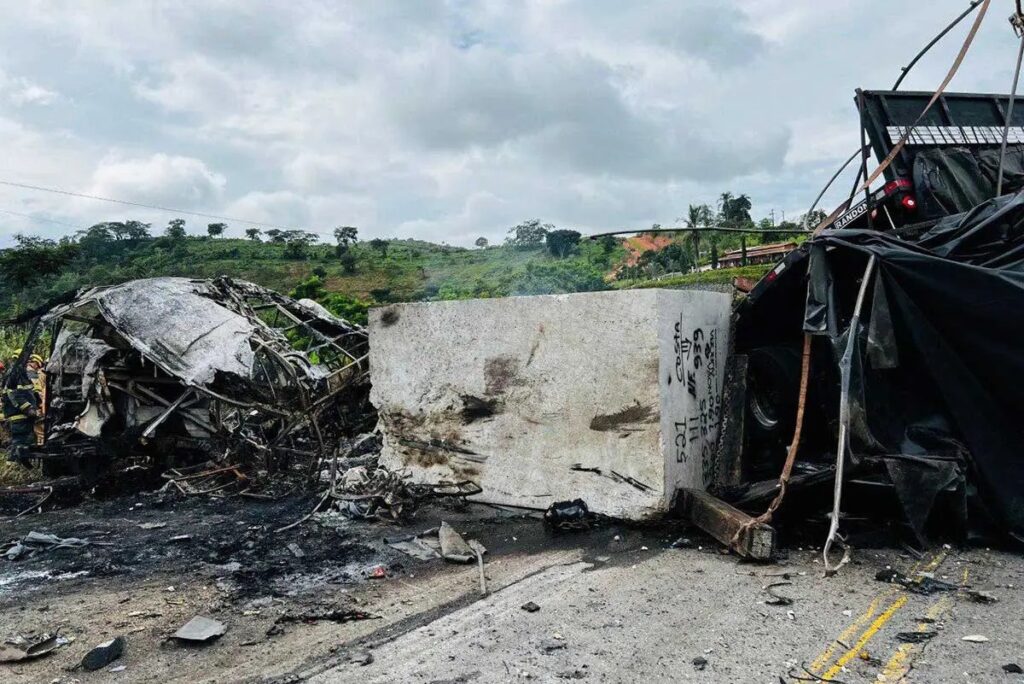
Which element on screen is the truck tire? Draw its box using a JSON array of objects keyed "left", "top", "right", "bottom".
[{"left": 746, "top": 345, "right": 802, "bottom": 472}]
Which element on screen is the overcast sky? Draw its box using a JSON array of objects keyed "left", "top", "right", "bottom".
[{"left": 0, "top": 0, "right": 1019, "bottom": 246}]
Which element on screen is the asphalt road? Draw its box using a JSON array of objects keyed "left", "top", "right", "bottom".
[{"left": 311, "top": 541, "right": 1024, "bottom": 683}]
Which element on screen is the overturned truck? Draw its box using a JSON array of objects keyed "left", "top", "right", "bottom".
[
  {"left": 734, "top": 90, "right": 1024, "bottom": 549},
  {"left": 21, "top": 277, "right": 370, "bottom": 479}
]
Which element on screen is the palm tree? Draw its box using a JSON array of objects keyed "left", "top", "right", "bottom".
[{"left": 680, "top": 204, "right": 710, "bottom": 271}]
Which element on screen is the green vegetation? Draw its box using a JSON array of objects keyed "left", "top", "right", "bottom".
[
  {"left": 0, "top": 197, "right": 806, "bottom": 323},
  {"left": 0, "top": 218, "right": 627, "bottom": 322},
  {"left": 615, "top": 264, "right": 773, "bottom": 290}
]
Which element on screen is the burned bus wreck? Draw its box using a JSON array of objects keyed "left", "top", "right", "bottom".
[{"left": 22, "top": 277, "right": 370, "bottom": 480}]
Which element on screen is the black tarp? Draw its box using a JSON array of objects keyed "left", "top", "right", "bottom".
[{"left": 806, "top": 192, "right": 1024, "bottom": 542}]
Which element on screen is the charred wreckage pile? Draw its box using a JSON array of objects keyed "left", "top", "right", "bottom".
[{"left": 5, "top": 277, "right": 375, "bottom": 496}]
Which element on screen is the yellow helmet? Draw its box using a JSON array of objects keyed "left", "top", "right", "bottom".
[{"left": 29, "top": 354, "right": 44, "bottom": 365}]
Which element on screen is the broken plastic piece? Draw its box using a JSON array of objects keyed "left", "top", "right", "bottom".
[{"left": 172, "top": 616, "right": 226, "bottom": 643}]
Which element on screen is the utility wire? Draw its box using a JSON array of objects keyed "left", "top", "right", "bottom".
[
  {"left": 0, "top": 178, "right": 297, "bottom": 231},
  {"left": 803, "top": 0, "right": 987, "bottom": 228},
  {"left": 0, "top": 208, "right": 83, "bottom": 231}
]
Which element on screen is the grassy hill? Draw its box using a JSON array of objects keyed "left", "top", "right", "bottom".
[{"left": 0, "top": 231, "right": 772, "bottom": 331}]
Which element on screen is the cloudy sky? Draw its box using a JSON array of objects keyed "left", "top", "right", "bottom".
[{"left": 0, "top": 0, "right": 1018, "bottom": 246}]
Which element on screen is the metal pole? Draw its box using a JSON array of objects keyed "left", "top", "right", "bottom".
[{"left": 823, "top": 255, "right": 877, "bottom": 576}]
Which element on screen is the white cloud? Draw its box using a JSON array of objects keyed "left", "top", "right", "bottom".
[
  {"left": 88, "top": 154, "right": 226, "bottom": 209},
  {"left": 0, "top": 0, "right": 1020, "bottom": 247}
]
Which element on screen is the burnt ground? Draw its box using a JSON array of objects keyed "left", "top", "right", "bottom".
[
  {"left": 0, "top": 489, "right": 686, "bottom": 683},
  {"left": 2, "top": 488, "right": 1022, "bottom": 683}
]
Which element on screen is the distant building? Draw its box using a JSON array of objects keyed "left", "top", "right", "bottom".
[{"left": 717, "top": 241, "right": 797, "bottom": 269}]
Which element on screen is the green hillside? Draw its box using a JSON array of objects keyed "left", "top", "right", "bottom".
[{"left": 0, "top": 221, "right": 778, "bottom": 333}]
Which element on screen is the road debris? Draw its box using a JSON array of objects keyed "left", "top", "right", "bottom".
[
  {"left": 438, "top": 521, "right": 477, "bottom": 563},
  {"left": 521, "top": 602, "right": 541, "bottom": 613},
  {"left": 173, "top": 616, "right": 227, "bottom": 644},
  {"left": 692, "top": 656, "right": 708, "bottom": 671},
  {"left": 81, "top": 636, "right": 125, "bottom": 671},
  {"left": 544, "top": 499, "right": 594, "bottom": 530},
  {"left": 962, "top": 634, "right": 990, "bottom": 643},
  {"left": 1004, "top": 663, "right": 1023, "bottom": 674},
  {"left": 0, "top": 631, "right": 66, "bottom": 663},
  {"left": 2, "top": 531, "right": 101, "bottom": 560},
  {"left": 896, "top": 631, "right": 937, "bottom": 643},
  {"left": 763, "top": 581, "right": 795, "bottom": 606},
  {"left": 875, "top": 568, "right": 958, "bottom": 594},
  {"left": 964, "top": 589, "right": 998, "bottom": 603}
]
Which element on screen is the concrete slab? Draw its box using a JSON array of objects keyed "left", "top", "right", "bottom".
[{"left": 369, "top": 289, "right": 731, "bottom": 519}]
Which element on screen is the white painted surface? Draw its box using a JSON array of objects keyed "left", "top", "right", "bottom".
[{"left": 369, "top": 289, "right": 731, "bottom": 519}]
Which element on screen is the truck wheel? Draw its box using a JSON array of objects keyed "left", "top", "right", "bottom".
[{"left": 746, "top": 345, "right": 802, "bottom": 469}]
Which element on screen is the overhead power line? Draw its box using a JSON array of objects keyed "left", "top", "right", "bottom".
[
  {"left": 0, "top": 178, "right": 298, "bottom": 231},
  {"left": 0, "top": 207, "right": 83, "bottom": 230}
]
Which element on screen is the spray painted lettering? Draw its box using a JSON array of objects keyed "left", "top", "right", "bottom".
[{"left": 671, "top": 323, "right": 723, "bottom": 486}]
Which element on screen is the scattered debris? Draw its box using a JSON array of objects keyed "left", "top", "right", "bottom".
[
  {"left": 964, "top": 589, "right": 998, "bottom": 604},
  {"left": 896, "top": 631, "right": 937, "bottom": 644},
  {"left": 764, "top": 582, "right": 795, "bottom": 606},
  {"left": 272, "top": 607, "right": 377, "bottom": 633},
  {"left": 0, "top": 631, "right": 66, "bottom": 663},
  {"left": 544, "top": 499, "right": 593, "bottom": 530},
  {"left": 693, "top": 656, "right": 708, "bottom": 671},
  {"left": 962, "top": 634, "right": 990, "bottom": 643},
  {"left": 521, "top": 602, "right": 541, "bottom": 613},
  {"left": 386, "top": 529, "right": 443, "bottom": 561},
  {"left": 1003, "top": 663, "right": 1023, "bottom": 674},
  {"left": 668, "top": 537, "right": 694, "bottom": 549},
  {"left": 438, "top": 521, "right": 478, "bottom": 563},
  {"left": 82, "top": 636, "right": 125, "bottom": 671},
  {"left": 330, "top": 464, "right": 481, "bottom": 521},
  {"left": 349, "top": 650, "right": 374, "bottom": 666},
  {"left": 172, "top": 616, "right": 227, "bottom": 644},
  {"left": 875, "top": 568, "right": 958, "bottom": 594},
  {"left": 2, "top": 531, "right": 101, "bottom": 561},
  {"left": 137, "top": 522, "right": 166, "bottom": 530},
  {"left": 541, "top": 639, "right": 566, "bottom": 653},
  {"left": 287, "top": 543, "right": 305, "bottom": 559}
]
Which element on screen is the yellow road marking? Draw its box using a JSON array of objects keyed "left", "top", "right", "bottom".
[
  {"left": 808, "top": 593, "right": 889, "bottom": 672},
  {"left": 822, "top": 595, "right": 909, "bottom": 680},
  {"left": 808, "top": 549, "right": 943, "bottom": 675},
  {"left": 806, "top": 548, "right": 949, "bottom": 681},
  {"left": 877, "top": 568, "right": 969, "bottom": 682}
]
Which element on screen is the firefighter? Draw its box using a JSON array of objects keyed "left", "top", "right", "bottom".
[
  {"left": 26, "top": 354, "right": 46, "bottom": 445},
  {"left": 3, "top": 367, "right": 39, "bottom": 466}
]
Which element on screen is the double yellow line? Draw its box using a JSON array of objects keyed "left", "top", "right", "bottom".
[{"left": 806, "top": 549, "right": 948, "bottom": 681}]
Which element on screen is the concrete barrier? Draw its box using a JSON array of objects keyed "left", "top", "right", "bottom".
[{"left": 369, "top": 289, "right": 732, "bottom": 520}]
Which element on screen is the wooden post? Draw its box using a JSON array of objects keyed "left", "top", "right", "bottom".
[
  {"left": 740, "top": 235, "right": 748, "bottom": 266},
  {"left": 679, "top": 488, "right": 775, "bottom": 560}
]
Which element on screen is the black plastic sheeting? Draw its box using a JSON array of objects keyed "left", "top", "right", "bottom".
[
  {"left": 913, "top": 147, "right": 1024, "bottom": 219},
  {"left": 805, "top": 192, "right": 1024, "bottom": 543}
]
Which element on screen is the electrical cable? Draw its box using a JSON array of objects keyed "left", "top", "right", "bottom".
[{"left": 0, "top": 178, "right": 296, "bottom": 231}]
